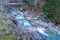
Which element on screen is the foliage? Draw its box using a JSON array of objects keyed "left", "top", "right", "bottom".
[
  {"left": 0, "top": 34, "right": 17, "bottom": 40},
  {"left": 0, "top": 12, "right": 10, "bottom": 35},
  {"left": 0, "top": 12, "right": 8, "bottom": 27},
  {"left": 43, "top": 0, "right": 60, "bottom": 24},
  {"left": 23, "top": 0, "right": 28, "bottom": 4},
  {"left": 23, "top": 0, "right": 35, "bottom": 9},
  {"left": 0, "top": 12, "right": 17, "bottom": 40}
]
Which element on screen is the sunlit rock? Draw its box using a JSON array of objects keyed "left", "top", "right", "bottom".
[
  {"left": 22, "top": 21, "right": 32, "bottom": 30},
  {"left": 11, "top": 11, "right": 17, "bottom": 16},
  {"left": 15, "top": 15, "right": 25, "bottom": 21},
  {"left": 37, "top": 27, "right": 49, "bottom": 37}
]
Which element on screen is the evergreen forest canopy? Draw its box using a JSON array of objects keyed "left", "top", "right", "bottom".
[{"left": 43, "top": 0, "right": 60, "bottom": 25}]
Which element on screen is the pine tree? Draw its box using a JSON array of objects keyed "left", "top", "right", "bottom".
[{"left": 43, "top": 0, "right": 60, "bottom": 25}]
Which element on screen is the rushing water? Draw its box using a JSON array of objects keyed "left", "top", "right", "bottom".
[{"left": 4, "top": 7, "right": 60, "bottom": 40}]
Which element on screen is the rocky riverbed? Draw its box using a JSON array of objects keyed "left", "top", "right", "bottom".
[{"left": 3, "top": 7, "right": 60, "bottom": 40}]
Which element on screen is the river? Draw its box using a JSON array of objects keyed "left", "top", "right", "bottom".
[{"left": 4, "top": 7, "right": 60, "bottom": 40}]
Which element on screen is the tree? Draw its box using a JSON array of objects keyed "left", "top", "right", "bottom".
[
  {"left": 43, "top": 0, "right": 60, "bottom": 25},
  {"left": 23, "top": 0, "right": 28, "bottom": 4},
  {"left": 23, "top": 0, "right": 35, "bottom": 9}
]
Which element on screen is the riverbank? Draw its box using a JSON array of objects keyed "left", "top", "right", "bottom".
[{"left": 0, "top": 11, "right": 18, "bottom": 40}]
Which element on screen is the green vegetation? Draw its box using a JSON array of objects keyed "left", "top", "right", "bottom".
[
  {"left": 0, "top": 34, "right": 17, "bottom": 40},
  {"left": 43, "top": 0, "right": 60, "bottom": 24},
  {"left": 0, "top": 12, "right": 9, "bottom": 34},
  {"left": 23, "top": 0, "right": 35, "bottom": 9},
  {"left": 0, "top": 12, "right": 17, "bottom": 40},
  {"left": 23, "top": 0, "right": 28, "bottom": 4}
]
